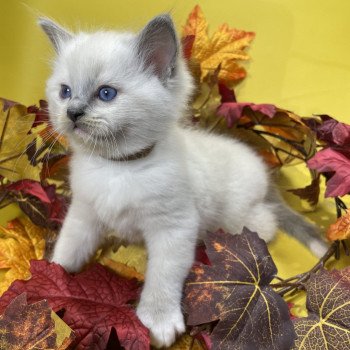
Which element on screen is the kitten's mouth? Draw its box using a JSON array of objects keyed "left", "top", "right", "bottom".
[{"left": 73, "top": 125, "right": 90, "bottom": 140}]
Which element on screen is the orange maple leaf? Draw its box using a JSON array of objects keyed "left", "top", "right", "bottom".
[
  {"left": 327, "top": 210, "right": 350, "bottom": 241},
  {"left": 182, "top": 5, "right": 255, "bottom": 84}
]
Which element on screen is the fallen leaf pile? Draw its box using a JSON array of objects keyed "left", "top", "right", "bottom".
[
  {"left": 0, "top": 260, "right": 150, "bottom": 350},
  {"left": 0, "top": 4, "right": 349, "bottom": 350}
]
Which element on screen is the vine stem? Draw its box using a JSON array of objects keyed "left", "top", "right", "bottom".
[{"left": 271, "top": 240, "right": 339, "bottom": 296}]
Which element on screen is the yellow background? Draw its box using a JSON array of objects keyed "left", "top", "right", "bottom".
[{"left": 1, "top": 0, "right": 350, "bottom": 316}]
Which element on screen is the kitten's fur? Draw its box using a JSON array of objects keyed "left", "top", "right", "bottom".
[{"left": 40, "top": 15, "right": 327, "bottom": 347}]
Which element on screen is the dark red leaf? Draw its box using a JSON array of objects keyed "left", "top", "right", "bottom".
[
  {"left": 308, "top": 148, "right": 350, "bottom": 197},
  {"left": 185, "top": 229, "right": 295, "bottom": 350},
  {"left": 217, "top": 102, "right": 276, "bottom": 128},
  {"left": 0, "top": 260, "right": 149, "bottom": 350},
  {"left": 7, "top": 180, "right": 51, "bottom": 203},
  {"left": 218, "top": 83, "right": 236, "bottom": 103}
]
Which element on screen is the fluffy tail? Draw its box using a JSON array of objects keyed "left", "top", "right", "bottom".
[{"left": 267, "top": 187, "right": 328, "bottom": 258}]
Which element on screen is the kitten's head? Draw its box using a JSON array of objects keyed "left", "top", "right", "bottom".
[{"left": 39, "top": 15, "right": 193, "bottom": 159}]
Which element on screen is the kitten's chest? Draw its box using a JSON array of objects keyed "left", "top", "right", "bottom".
[{"left": 71, "top": 160, "right": 146, "bottom": 238}]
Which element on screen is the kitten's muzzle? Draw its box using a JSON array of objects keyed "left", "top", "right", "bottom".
[{"left": 67, "top": 108, "right": 85, "bottom": 123}]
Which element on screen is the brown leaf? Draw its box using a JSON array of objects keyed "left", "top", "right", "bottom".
[
  {"left": 292, "top": 268, "right": 350, "bottom": 349},
  {"left": 0, "top": 293, "right": 73, "bottom": 350},
  {"left": 185, "top": 229, "right": 295, "bottom": 350},
  {"left": 288, "top": 175, "right": 320, "bottom": 207}
]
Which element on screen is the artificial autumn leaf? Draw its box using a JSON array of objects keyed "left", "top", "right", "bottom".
[
  {"left": 292, "top": 268, "right": 350, "bottom": 349},
  {"left": 0, "top": 218, "right": 47, "bottom": 296},
  {"left": 27, "top": 99, "right": 49, "bottom": 127},
  {"left": 217, "top": 81, "right": 276, "bottom": 128},
  {"left": 326, "top": 210, "right": 350, "bottom": 241},
  {"left": 0, "top": 293, "right": 74, "bottom": 350},
  {"left": 0, "top": 260, "right": 150, "bottom": 350},
  {"left": 168, "top": 334, "right": 205, "bottom": 350},
  {"left": 308, "top": 148, "right": 350, "bottom": 197},
  {"left": 7, "top": 179, "right": 51, "bottom": 203},
  {"left": 304, "top": 114, "right": 350, "bottom": 153},
  {"left": 103, "top": 244, "right": 148, "bottom": 276},
  {"left": 217, "top": 102, "right": 276, "bottom": 128},
  {"left": 0, "top": 99, "right": 40, "bottom": 182},
  {"left": 100, "top": 257, "right": 144, "bottom": 282},
  {"left": 183, "top": 5, "right": 255, "bottom": 84},
  {"left": 52, "top": 311, "right": 76, "bottom": 350},
  {"left": 185, "top": 229, "right": 295, "bottom": 350},
  {"left": 288, "top": 175, "right": 320, "bottom": 207},
  {"left": 12, "top": 181, "right": 68, "bottom": 229}
]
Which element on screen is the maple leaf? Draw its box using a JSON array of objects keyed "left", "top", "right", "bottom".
[
  {"left": 183, "top": 5, "right": 255, "bottom": 84},
  {"left": 0, "top": 293, "right": 74, "bottom": 350},
  {"left": 185, "top": 229, "right": 295, "bottom": 350},
  {"left": 217, "top": 83, "right": 276, "bottom": 128},
  {"left": 0, "top": 260, "right": 150, "bottom": 350},
  {"left": 304, "top": 115, "right": 350, "bottom": 154},
  {"left": 288, "top": 175, "right": 321, "bottom": 207},
  {"left": 307, "top": 148, "right": 350, "bottom": 197},
  {"left": 0, "top": 218, "right": 47, "bottom": 296},
  {"left": 326, "top": 210, "right": 350, "bottom": 241},
  {"left": 0, "top": 99, "right": 40, "bottom": 182},
  {"left": 292, "top": 268, "right": 350, "bottom": 349}
]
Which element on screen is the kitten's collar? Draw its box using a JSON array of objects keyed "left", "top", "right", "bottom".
[{"left": 108, "top": 143, "right": 156, "bottom": 162}]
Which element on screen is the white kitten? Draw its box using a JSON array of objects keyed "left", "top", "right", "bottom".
[{"left": 39, "top": 15, "right": 327, "bottom": 347}]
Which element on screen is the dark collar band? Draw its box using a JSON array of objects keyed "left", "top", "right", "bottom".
[{"left": 108, "top": 143, "right": 156, "bottom": 162}]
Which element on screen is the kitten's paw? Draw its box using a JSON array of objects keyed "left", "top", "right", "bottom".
[
  {"left": 50, "top": 255, "right": 83, "bottom": 273},
  {"left": 136, "top": 304, "right": 185, "bottom": 348}
]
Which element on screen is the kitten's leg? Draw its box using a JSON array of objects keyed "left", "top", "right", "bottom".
[
  {"left": 51, "top": 199, "right": 102, "bottom": 272},
  {"left": 137, "top": 226, "right": 197, "bottom": 348}
]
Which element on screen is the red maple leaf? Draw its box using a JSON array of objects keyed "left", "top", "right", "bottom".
[
  {"left": 0, "top": 260, "right": 150, "bottom": 350},
  {"left": 307, "top": 148, "right": 350, "bottom": 197},
  {"left": 217, "top": 84, "right": 276, "bottom": 128}
]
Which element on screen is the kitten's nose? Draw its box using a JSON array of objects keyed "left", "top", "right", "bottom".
[{"left": 67, "top": 108, "right": 85, "bottom": 122}]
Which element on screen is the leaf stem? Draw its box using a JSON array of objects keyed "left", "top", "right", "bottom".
[{"left": 271, "top": 241, "right": 339, "bottom": 296}]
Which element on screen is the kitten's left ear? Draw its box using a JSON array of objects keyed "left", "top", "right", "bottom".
[
  {"left": 136, "top": 14, "right": 178, "bottom": 81},
  {"left": 38, "top": 17, "right": 73, "bottom": 53}
]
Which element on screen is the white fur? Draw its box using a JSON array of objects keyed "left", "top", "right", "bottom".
[{"left": 42, "top": 16, "right": 281, "bottom": 347}]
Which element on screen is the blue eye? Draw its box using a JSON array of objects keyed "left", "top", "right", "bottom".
[
  {"left": 60, "top": 85, "right": 72, "bottom": 99},
  {"left": 98, "top": 86, "right": 117, "bottom": 101}
]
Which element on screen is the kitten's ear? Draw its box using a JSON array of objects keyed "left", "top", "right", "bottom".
[
  {"left": 38, "top": 18, "right": 73, "bottom": 53},
  {"left": 136, "top": 14, "right": 178, "bottom": 81}
]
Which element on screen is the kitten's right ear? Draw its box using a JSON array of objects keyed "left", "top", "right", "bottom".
[{"left": 38, "top": 18, "right": 73, "bottom": 53}]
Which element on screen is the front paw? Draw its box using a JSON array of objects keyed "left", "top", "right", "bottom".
[
  {"left": 136, "top": 303, "right": 185, "bottom": 348},
  {"left": 51, "top": 253, "right": 83, "bottom": 273}
]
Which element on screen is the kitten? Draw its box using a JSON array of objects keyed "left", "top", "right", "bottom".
[{"left": 39, "top": 15, "right": 327, "bottom": 347}]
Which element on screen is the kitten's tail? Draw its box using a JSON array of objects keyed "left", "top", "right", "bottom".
[{"left": 267, "top": 187, "right": 328, "bottom": 258}]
